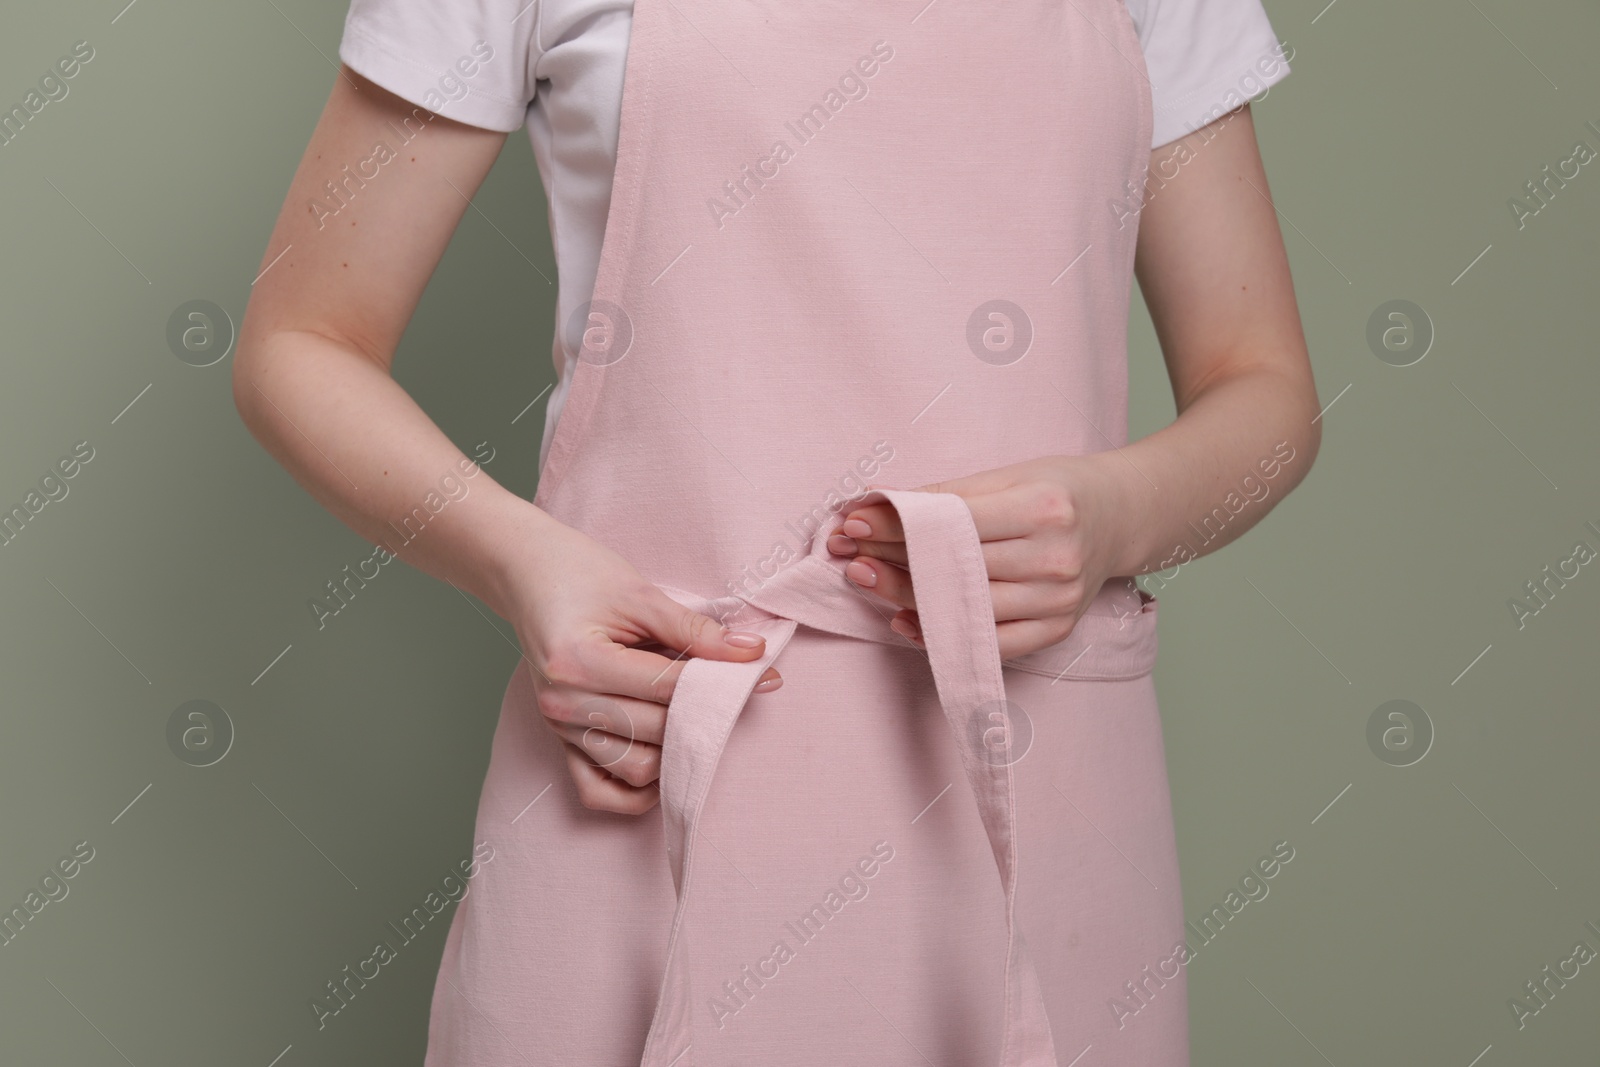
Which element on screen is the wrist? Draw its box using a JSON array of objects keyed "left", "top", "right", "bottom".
[
  {"left": 461, "top": 489, "right": 562, "bottom": 621},
  {"left": 1076, "top": 450, "right": 1159, "bottom": 578}
]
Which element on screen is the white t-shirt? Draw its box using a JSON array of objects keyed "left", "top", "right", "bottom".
[{"left": 337, "top": 0, "right": 1292, "bottom": 467}]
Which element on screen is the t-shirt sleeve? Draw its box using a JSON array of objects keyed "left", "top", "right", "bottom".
[
  {"left": 1126, "top": 0, "right": 1293, "bottom": 149},
  {"left": 337, "top": 0, "right": 540, "bottom": 133}
]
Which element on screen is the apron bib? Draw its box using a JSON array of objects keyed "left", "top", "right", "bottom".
[{"left": 530, "top": 2, "right": 1156, "bottom": 1064}]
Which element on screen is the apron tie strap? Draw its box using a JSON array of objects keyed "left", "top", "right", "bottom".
[{"left": 639, "top": 489, "right": 1059, "bottom": 1067}]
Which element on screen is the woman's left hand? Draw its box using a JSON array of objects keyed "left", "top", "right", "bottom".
[{"left": 827, "top": 455, "right": 1138, "bottom": 660}]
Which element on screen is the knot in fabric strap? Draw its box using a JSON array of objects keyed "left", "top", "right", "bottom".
[{"left": 637, "top": 488, "right": 1060, "bottom": 1067}]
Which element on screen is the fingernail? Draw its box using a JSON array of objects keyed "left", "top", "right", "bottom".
[
  {"left": 828, "top": 533, "right": 858, "bottom": 555},
  {"left": 845, "top": 559, "right": 877, "bottom": 587},
  {"left": 841, "top": 518, "right": 872, "bottom": 538},
  {"left": 754, "top": 672, "right": 783, "bottom": 693},
  {"left": 890, "top": 616, "right": 920, "bottom": 641},
  {"left": 723, "top": 630, "right": 764, "bottom": 648}
]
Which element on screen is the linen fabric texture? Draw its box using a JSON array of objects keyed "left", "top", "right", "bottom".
[
  {"left": 336, "top": 0, "right": 1293, "bottom": 471},
  {"left": 352, "top": 0, "right": 1202, "bottom": 1063}
]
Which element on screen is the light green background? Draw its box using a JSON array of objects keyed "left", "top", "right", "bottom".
[{"left": 1, "top": 1, "right": 1596, "bottom": 1064}]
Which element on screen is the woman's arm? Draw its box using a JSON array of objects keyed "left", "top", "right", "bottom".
[
  {"left": 1112, "top": 100, "right": 1321, "bottom": 575},
  {"left": 833, "top": 103, "right": 1321, "bottom": 653},
  {"left": 236, "top": 66, "right": 779, "bottom": 814},
  {"left": 235, "top": 67, "right": 532, "bottom": 618}
]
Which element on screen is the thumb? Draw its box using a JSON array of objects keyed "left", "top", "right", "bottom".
[
  {"left": 640, "top": 589, "right": 768, "bottom": 662},
  {"left": 911, "top": 466, "right": 1013, "bottom": 497},
  {"left": 864, "top": 482, "right": 938, "bottom": 494}
]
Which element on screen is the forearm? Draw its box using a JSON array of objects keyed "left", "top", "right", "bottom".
[
  {"left": 1093, "top": 362, "right": 1320, "bottom": 579},
  {"left": 1098, "top": 105, "right": 1321, "bottom": 583},
  {"left": 233, "top": 329, "right": 547, "bottom": 621}
]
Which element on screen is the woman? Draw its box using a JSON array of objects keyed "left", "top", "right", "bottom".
[{"left": 235, "top": 0, "right": 1319, "bottom": 1063}]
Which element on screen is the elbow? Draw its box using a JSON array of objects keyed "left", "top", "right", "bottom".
[
  {"left": 230, "top": 324, "right": 299, "bottom": 447},
  {"left": 230, "top": 323, "right": 394, "bottom": 449},
  {"left": 1272, "top": 369, "right": 1322, "bottom": 497},
  {"left": 230, "top": 332, "right": 270, "bottom": 439},
  {"left": 1299, "top": 391, "right": 1323, "bottom": 474},
  {"left": 1297, "top": 367, "right": 1324, "bottom": 476}
]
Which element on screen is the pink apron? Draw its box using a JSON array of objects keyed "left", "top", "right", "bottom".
[{"left": 429, "top": 1, "right": 1187, "bottom": 1064}]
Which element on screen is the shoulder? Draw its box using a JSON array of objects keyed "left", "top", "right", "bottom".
[
  {"left": 337, "top": 0, "right": 546, "bottom": 132},
  {"left": 1122, "top": 0, "right": 1294, "bottom": 148}
]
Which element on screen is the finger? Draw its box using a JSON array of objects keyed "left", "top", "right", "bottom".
[
  {"left": 846, "top": 553, "right": 1076, "bottom": 618},
  {"left": 966, "top": 536, "right": 1056, "bottom": 582},
  {"left": 833, "top": 529, "right": 1067, "bottom": 587},
  {"left": 889, "top": 609, "right": 923, "bottom": 646},
  {"left": 892, "top": 610, "right": 1075, "bottom": 661},
  {"left": 846, "top": 560, "right": 1073, "bottom": 619},
  {"left": 951, "top": 488, "right": 1051, "bottom": 542},
  {"left": 640, "top": 588, "right": 772, "bottom": 662},
  {"left": 573, "top": 638, "right": 782, "bottom": 707},
  {"left": 562, "top": 742, "right": 660, "bottom": 815},
  {"left": 535, "top": 686, "right": 667, "bottom": 746},
  {"left": 841, "top": 481, "right": 1040, "bottom": 545},
  {"left": 845, "top": 534, "right": 1075, "bottom": 587},
  {"left": 844, "top": 556, "right": 916, "bottom": 611},
  {"left": 910, "top": 466, "right": 1025, "bottom": 500},
  {"left": 550, "top": 721, "right": 661, "bottom": 787},
  {"left": 995, "top": 616, "right": 1076, "bottom": 661},
  {"left": 625, "top": 638, "right": 784, "bottom": 693},
  {"left": 831, "top": 535, "right": 908, "bottom": 567},
  {"left": 836, "top": 502, "right": 903, "bottom": 543},
  {"left": 557, "top": 638, "right": 685, "bottom": 706},
  {"left": 986, "top": 578, "right": 1084, "bottom": 623}
]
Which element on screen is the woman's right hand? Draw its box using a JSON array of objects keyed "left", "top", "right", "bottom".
[
  {"left": 232, "top": 66, "right": 780, "bottom": 817},
  {"left": 500, "top": 512, "right": 781, "bottom": 816}
]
